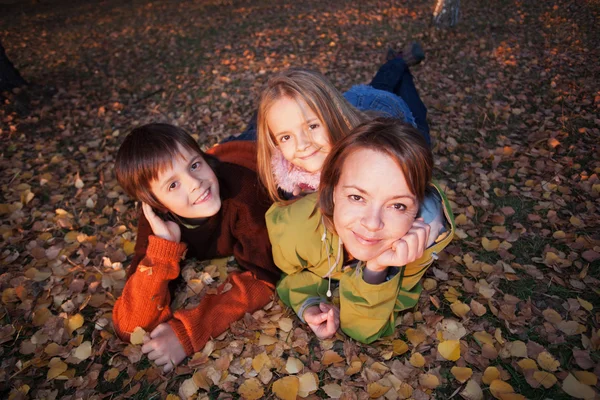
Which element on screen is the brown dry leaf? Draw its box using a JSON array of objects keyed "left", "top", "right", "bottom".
[
  {"left": 321, "top": 383, "right": 342, "bottom": 399},
  {"left": 405, "top": 328, "right": 427, "bottom": 346},
  {"left": 438, "top": 340, "right": 461, "bottom": 361},
  {"left": 482, "top": 367, "right": 501, "bottom": 385},
  {"left": 409, "top": 353, "right": 425, "bottom": 367},
  {"left": 542, "top": 308, "right": 562, "bottom": 324},
  {"left": 470, "top": 299, "right": 487, "bottom": 316},
  {"left": 32, "top": 307, "right": 51, "bottom": 327},
  {"left": 278, "top": 317, "right": 294, "bottom": 332},
  {"left": 322, "top": 350, "right": 344, "bottom": 366},
  {"left": 461, "top": 379, "right": 484, "bottom": 400},
  {"left": 130, "top": 326, "right": 147, "bottom": 345},
  {"left": 345, "top": 358, "right": 362, "bottom": 376},
  {"left": 507, "top": 341, "right": 528, "bottom": 358},
  {"left": 258, "top": 333, "right": 278, "bottom": 346},
  {"left": 451, "top": 366, "right": 473, "bottom": 383},
  {"left": 237, "top": 378, "right": 264, "bottom": 400},
  {"left": 272, "top": 376, "right": 299, "bottom": 400},
  {"left": 537, "top": 351, "right": 560, "bottom": 372},
  {"left": 297, "top": 372, "right": 318, "bottom": 397},
  {"left": 179, "top": 377, "right": 199, "bottom": 399},
  {"left": 557, "top": 320, "right": 586, "bottom": 336},
  {"left": 562, "top": 373, "right": 597, "bottom": 399},
  {"left": 367, "top": 382, "right": 391, "bottom": 398},
  {"left": 73, "top": 341, "right": 92, "bottom": 361}
]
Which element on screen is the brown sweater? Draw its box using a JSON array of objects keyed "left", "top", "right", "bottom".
[{"left": 112, "top": 142, "right": 280, "bottom": 355}]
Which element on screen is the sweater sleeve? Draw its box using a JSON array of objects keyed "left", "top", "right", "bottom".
[
  {"left": 112, "top": 235, "right": 187, "bottom": 341},
  {"left": 167, "top": 271, "right": 274, "bottom": 355},
  {"left": 276, "top": 271, "right": 329, "bottom": 322}
]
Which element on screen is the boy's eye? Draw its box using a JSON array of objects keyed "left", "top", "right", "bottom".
[
  {"left": 349, "top": 194, "right": 363, "bottom": 202},
  {"left": 168, "top": 182, "right": 178, "bottom": 191},
  {"left": 392, "top": 203, "right": 407, "bottom": 211},
  {"left": 279, "top": 135, "right": 291, "bottom": 143},
  {"left": 308, "top": 123, "right": 319, "bottom": 130}
]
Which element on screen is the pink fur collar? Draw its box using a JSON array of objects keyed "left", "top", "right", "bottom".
[{"left": 271, "top": 149, "right": 321, "bottom": 194}]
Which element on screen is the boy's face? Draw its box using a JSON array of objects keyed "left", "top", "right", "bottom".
[{"left": 150, "top": 145, "right": 221, "bottom": 219}]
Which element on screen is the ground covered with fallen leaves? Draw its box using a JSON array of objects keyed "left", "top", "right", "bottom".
[{"left": 1, "top": 0, "right": 599, "bottom": 399}]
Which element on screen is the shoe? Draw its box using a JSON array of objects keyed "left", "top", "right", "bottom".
[{"left": 401, "top": 42, "right": 425, "bottom": 66}]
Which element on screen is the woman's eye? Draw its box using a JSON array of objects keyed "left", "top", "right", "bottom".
[
  {"left": 191, "top": 161, "right": 201, "bottom": 170},
  {"left": 279, "top": 135, "right": 290, "bottom": 143},
  {"left": 349, "top": 194, "right": 363, "bottom": 202},
  {"left": 392, "top": 203, "right": 407, "bottom": 211},
  {"left": 168, "top": 182, "right": 178, "bottom": 191},
  {"left": 308, "top": 123, "right": 319, "bottom": 130}
]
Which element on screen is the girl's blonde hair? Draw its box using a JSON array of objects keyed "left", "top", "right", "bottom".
[{"left": 256, "top": 68, "right": 365, "bottom": 203}]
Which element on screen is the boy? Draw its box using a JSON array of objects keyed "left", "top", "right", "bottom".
[{"left": 112, "top": 123, "right": 280, "bottom": 372}]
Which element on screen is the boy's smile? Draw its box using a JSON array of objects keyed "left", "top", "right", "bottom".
[{"left": 150, "top": 144, "right": 221, "bottom": 219}]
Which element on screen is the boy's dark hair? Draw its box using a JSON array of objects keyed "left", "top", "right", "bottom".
[
  {"left": 115, "top": 123, "right": 219, "bottom": 213},
  {"left": 319, "top": 117, "right": 433, "bottom": 233}
]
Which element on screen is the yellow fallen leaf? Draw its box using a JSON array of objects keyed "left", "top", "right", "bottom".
[
  {"left": 570, "top": 216, "right": 584, "bottom": 228},
  {"left": 166, "top": 395, "right": 179, "bottom": 400},
  {"left": 419, "top": 373, "right": 440, "bottom": 389},
  {"left": 562, "top": 373, "right": 597, "bottom": 399},
  {"left": 237, "top": 378, "right": 264, "bottom": 400},
  {"left": 489, "top": 380, "right": 516, "bottom": 399},
  {"left": 451, "top": 366, "right": 473, "bottom": 383},
  {"left": 470, "top": 299, "right": 487, "bottom": 316},
  {"left": 321, "top": 350, "right": 344, "bottom": 366},
  {"left": 44, "top": 343, "right": 62, "bottom": 356},
  {"left": 461, "top": 380, "right": 483, "bottom": 400},
  {"left": 278, "top": 318, "right": 294, "bottom": 332},
  {"left": 533, "top": 371, "right": 557, "bottom": 388},
  {"left": 179, "top": 377, "right": 199, "bottom": 399},
  {"left": 73, "top": 341, "right": 92, "bottom": 361},
  {"left": 252, "top": 352, "right": 271, "bottom": 372},
  {"left": 258, "top": 334, "right": 278, "bottom": 346},
  {"left": 64, "top": 231, "right": 80, "bottom": 243},
  {"left": 67, "top": 314, "right": 84, "bottom": 335},
  {"left": 553, "top": 230, "right": 566, "bottom": 239},
  {"left": 405, "top": 329, "right": 426, "bottom": 346},
  {"left": 345, "top": 358, "right": 362, "bottom": 376},
  {"left": 482, "top": 237, "right": 500, "bottom": 251},
  {"left": 409, "top": 353, "right": 425, "bottom": 367},
  {"left": 507, "top": 340, "right": 527, "bottom": 358},
  {"left": 272, "top": 376, "right": 299, "bottom": 400},
  {"left": 494, "top": 328, "right": 505, "bottom": 345},
  {"left": 482, "top": 366, "right": 500, "bottom": 385},
  {"left": 130, "top": 326, "right": 147, "bottom": 345},
  {"left": 517, "top": 358, "right": 538, "bottom": 371},
  {"left": 438, "top": 340, "right": 460, "bottom": 361},
  {"left": 577, "top": 298, "right": 593, "bottom": 312},
  {"left": 297, "top": 372, "right": 318, "bottom": 397},
  {"left": 573, "top": 371, "right": 598, "bottom": 386},
  {"left": 537, "top": 351, "right": 560, "bottom": 372},
  {"left": 451, "top": 301, "right": 471, "bottom": 318},
  {"left": 285, "top": 357, "right": 304, "bottom": 374},
  {"left": 392, "top": 339, "right": 409, "bottom": 355},
  {"left": 423, "top": 278, "right": 437, "bottom": 291},
  {"left": 104, "top": 367, "right": 120, "bottom": 382},
  {"left": 444, "top": 287, "right": 461, "bottom": 303},
  {"left": 322, "top": 383, "right": 342, "bottom": 399},
  {"left": 47, "top": 357, "right": 68, "bottom": 380},
  {"left": 455, "top": 214, "right": 468, "bottom": 225},
  {"left": 367, "top": 382, "right": 391, "bottom": 398},
  {"left": 398, "top": 381, "right": 413, "bottom": 399},
  {"left": 474, "top": 331, "right": 495, "bottom": 346},
  {"left": 542, "top": 308, "right": 562, "bottom": 324}
]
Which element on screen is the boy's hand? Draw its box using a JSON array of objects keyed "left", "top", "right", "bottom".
[
  {"left": 303, "top": 303, "right": 339, "bottom": 340},
  {"left": 142, "top": 203, "right": 181, "bottom": 243},
  {"left": 141, "top": 323, "right": 187, "bottom": 373},
  {"left": 367, "top": 218, "right": 430, "bottom": 272}
]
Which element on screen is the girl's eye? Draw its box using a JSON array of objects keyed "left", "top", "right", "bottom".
[
  {"left": 168, "top": 182, "right": 178, "bottom": 191},
  {"left": 349, "top": 194, "right": 363, "bottom": 202},
  {"left": 279, "top": 135, "right": 291, "bottom": 143},
  {"left": 392, "top": 203, "right": 407, "bottom": 211},
  {"left": 191, "top": 161, "right": 201, "bottom": 170},
  {"left": 308, "top": 123, "right": 319, "bottom": 130}
]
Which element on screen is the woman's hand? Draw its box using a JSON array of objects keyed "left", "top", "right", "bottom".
[
  {"left": 142, "top": 202, "right": 181, "bottom": 243},
  {"left": 303, "top": 303, "right": 340, "bottom": 340},
  {"left": 366, "top": 218, "right": 430, "bottom": 272}
]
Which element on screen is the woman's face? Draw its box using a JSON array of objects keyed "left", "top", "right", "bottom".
[
  {"left": 333, "top": 148, "right": 419, "bottom": 262},
  {"left": 267, "top": 96, "right": 332, "bottom": 173}
]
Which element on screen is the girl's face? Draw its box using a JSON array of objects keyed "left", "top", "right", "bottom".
[
  {"left": 333, "top": 148, "right": 419, "bottom": 262},
  {"left": 149, "top": 144, "right": 221, "bottom": 219},
  {"left": 267, "top": 96, "right": 332, "bottom": 173}
]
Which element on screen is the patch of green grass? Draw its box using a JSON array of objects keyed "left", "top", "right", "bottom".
[{"left": 500, "top": 276, "right": 537, "bottom": 300}]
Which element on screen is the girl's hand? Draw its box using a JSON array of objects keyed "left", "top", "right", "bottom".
[
  {"left": 366, "top": 218, "right": 430, "bottom": 272},
  {"left": 303, "top": 303, "right": 340, "bottom": 340},
  {"left": 141, "top": 323, "right": 187, "bottom": 373},
  {"left": 142, "top": 202, "right": 181, "bottom": 243}
]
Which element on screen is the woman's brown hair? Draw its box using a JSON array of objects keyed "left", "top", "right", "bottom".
[
  {"left": 115, "top": 123, "right": 219, "bottom": 213},
  {"left": 318, "top": 117, "right": 433, "bottom": 232},
  {"left": 256, "top": 68, "right": 366, "bottom": 203}
]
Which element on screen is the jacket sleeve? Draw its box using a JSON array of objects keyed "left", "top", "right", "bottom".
[
  {"left": 276, "top": 271, "right": 329, "bottom": 322},
  {"left": 168, "top": 271, "right": 274, "bottom": 355},
  {"left": 112, "top": 235, "right": 186, "bottom": 341}
]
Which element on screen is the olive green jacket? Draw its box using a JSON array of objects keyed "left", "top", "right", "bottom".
[{"left": 265, "top": 182, "right": 455, "bottom": 344}]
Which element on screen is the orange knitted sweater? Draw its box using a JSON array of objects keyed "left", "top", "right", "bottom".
[{"left": 112, "top": 142, "right": 279, "bottom": 355}]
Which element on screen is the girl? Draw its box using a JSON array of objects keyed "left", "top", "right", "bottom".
[{"left": 265, "top": 118, "right": 455, "bottom": 343}]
